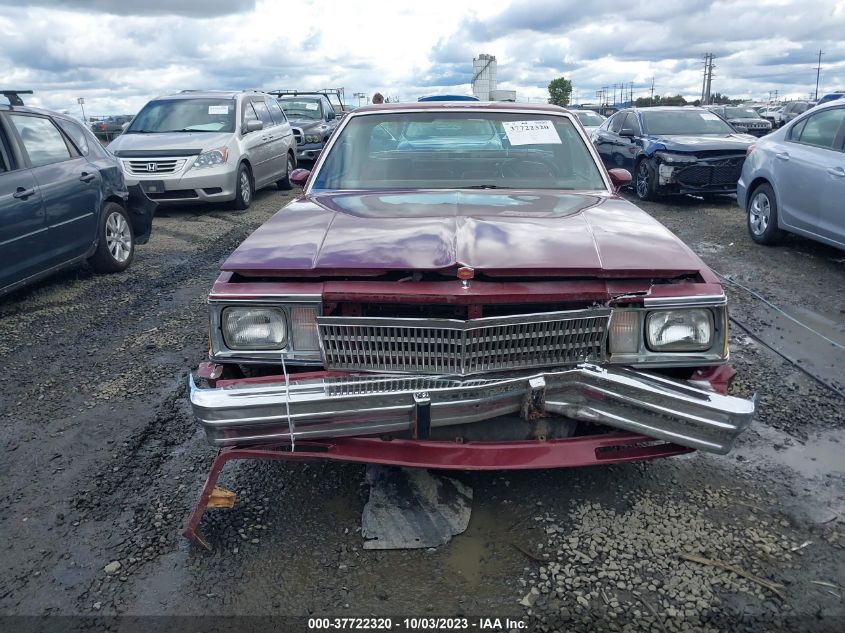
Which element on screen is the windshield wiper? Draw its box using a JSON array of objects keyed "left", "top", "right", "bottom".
[
  {"left": 464, "top": 184, "right": 510, "bottom": 189},
  {"left": 125, "top": 129, "right": 158, "bottom": 134}
]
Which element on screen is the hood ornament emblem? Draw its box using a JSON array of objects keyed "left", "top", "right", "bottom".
[{"left": 457, "top": 266, "right": 474, "bottom": 289}]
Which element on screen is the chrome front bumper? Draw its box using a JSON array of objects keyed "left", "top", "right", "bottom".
[{"left": 189, "top": 364, "right": 755, "bottom": 454}]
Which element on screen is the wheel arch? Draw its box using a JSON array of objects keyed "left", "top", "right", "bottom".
[{"left": 745, "top": 176, "right": 772, "bottom": 210}]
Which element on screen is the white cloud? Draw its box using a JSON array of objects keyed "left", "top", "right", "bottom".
[{"left": 0, "top": 0, "right": 842, "bottom": 115}]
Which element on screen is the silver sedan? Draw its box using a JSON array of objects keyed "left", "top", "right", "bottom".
[{"left": 737, "top": 99, "right": 845, "bottom": 249}]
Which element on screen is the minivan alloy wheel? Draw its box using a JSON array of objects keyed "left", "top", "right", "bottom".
[
  {"left": 239, "top": 170, "right": 251, "bottom": 205},
  {"left": 105, "top": 211, "right": 132, "bottom": 263},
  {"left": 749, "top": 191, "right": 770, "bottom": 235}
]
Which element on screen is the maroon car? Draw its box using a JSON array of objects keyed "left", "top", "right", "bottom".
[{"left": 189, "top": 102, "right": 755, "bottom": 472}]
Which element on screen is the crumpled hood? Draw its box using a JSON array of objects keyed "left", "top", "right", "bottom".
[
  {"left": 222, "top": 191, "right": 708, "bottom": 278},
  {"left": 645, "top": 134, "right": 756, "bottom": 153},
  {"left": 107, "top": 131, "right": 232, "bottom": 155}
]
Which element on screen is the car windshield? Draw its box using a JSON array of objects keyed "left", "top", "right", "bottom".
[
  {"left": 574, "top": 111, "right": 605, "bottom": 126},
  {"left": 310, "top": 111, "right": 607, "bottom": 191},
  {"left": 126, "top": 98, "right": 235, "bottom": 133},
  {"left": 279, "top": 99, "right": 322, "bottom": 120},
  {"left": 725, "top": 107, "right": 761, "bottom": 119},
  {"left": 641, "top": 110, "right": 736, "bottom": 135}
]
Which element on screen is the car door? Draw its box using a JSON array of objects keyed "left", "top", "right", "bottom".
[
  {"left": 250, "top": 98, "right": 280, "bottom": 187},
  {"left": 240, "top": 100, "right": 270, "bottom": 186},
  {"left": 806, "top": 106, "right": 845, "bottom": 244},
  {"left": 776, "top": 107, "right": 845, "bottom": 236},
  {"left": 7, "top": 112, "right": 100, "bottom": 266},
  {"left": 266, "top": 98, "right": 295, "bottom": 165},
  {"left": 617, "top": 113, "right": 641, "bottom": 172},
  {"left": 594, "top": 112, "right": 625, "bottom": 168},
  {"left": 0, "top": 115, "right": 48, "bottom": 292}
]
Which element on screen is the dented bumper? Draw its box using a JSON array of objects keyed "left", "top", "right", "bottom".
[{"left": 189, "top": 364, "right": 755, "bottom": 456}]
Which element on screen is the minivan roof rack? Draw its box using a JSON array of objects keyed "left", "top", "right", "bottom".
[{"left": 2, "top": 90, "right": 33, "bottom": 106}]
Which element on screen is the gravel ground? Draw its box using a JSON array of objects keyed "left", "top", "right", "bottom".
[{"left": 0, "top": 188, "right": 842, "bottom": 632}]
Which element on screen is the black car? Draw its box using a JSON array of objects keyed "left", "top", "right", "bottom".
[
  {"left": 592, "top": 106, "right": 756, "bottom": 200},
  {"left": 1, "top": 91, "right": 156, "bottom": 297}
]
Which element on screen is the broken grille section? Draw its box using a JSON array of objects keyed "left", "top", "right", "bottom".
[{"left": 317, "top": 309, "right": 611, "bottom": 376}]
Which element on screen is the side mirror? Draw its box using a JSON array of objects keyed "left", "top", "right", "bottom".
[
  {"left": 244, "top": 119, "right": 263, "bottom": 134},
  {"left": 290, "top": 168, "right": 311, "bottom": 188},
  {"left": 618, "top": 128, "right": 635, "bottom": 138},
  {"left": 326, "top": 111, "right": 336, "bottom": 121},
  {"left": 607, "top": 168, "right": 632, "bottom": 192}
]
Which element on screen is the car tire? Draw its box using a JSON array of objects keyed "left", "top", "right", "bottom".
[
  {"left": 747, "top": 182, "right": 784, "bottom": 245},
  {"left": 635, "top": 159, "right": 659, "bottom": 201},
  {"left": 88, "top": 202, "right": 135, "bottom": 273},
  {"left": 231, "top": 163, "right": 253, "bottom": 210},
  {"left": 276, "top": 152, "right": 296, "bottom": 191}
]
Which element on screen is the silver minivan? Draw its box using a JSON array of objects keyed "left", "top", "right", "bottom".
[{"left": 108, "top": 90, "right": 296, "bottom": 209}]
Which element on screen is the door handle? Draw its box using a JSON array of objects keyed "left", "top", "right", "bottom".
[
  {"left": 775, "top": 152, "right": 790, "bottom": 161},
  {"left": 12, "top": 187, "right": 37, "bottom": 199},
  {"left": 827, "top": 167, "right": 845, "bottom": 178},
  {"left": 79, "top": 172, "right": 96, "bottom": 183}
]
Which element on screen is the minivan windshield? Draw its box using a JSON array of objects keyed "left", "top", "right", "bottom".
[
  {"left": 641, "top": 110, "right": 736, "bottom": 135},
  {"left": 126, "top": 98, "right": 236, "bottom": 133},
  {"left": 311, "top": 111, "right": 607, "bottom": 191}
]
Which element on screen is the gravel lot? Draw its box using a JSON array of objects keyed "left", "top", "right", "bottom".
[{"left": 0, "top": 188, "right": 842, "bottom": 632}]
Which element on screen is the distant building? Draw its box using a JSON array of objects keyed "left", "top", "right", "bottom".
[
  {"left": 489, "top": 89, "right": 516, "bottom": 102},
  {"left": 472, "top": 54, "right": 497, "bottom": 101}
]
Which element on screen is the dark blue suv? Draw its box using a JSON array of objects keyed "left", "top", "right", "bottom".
[{"left": 1, "top": 91, "right": 156, "bottom": 297}]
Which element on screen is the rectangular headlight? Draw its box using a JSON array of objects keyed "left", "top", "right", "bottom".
[
  {"left": 222, "top": 307, "right": 287, "bottom": 350},
  {"left": 646, "top": 309, "right": 713, "bottom": 352},
  {"left": 291, "top": 306, "right": 320, "bottom": 351}
]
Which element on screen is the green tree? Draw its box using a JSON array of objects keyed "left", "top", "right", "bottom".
[
  {"left": 663, "top": 94, "right": 688, "bottom": 106},
  {"left": 547, "top": 77, "right": 573, "bottom": 106}
]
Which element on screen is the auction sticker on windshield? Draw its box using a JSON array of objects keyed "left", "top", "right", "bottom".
[
  {"left": 208, "top": 106, "right": 229, "bottom": 114},
  {"left": 502, "top": 120, "right": 561, "bottom": 145},
  {"left": 700, "top": 112, "right": 720, "bottom": 121}
]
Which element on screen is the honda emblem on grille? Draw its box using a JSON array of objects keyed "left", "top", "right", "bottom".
[{"left": 146, "top": 163, "right": 157, "bottom": 172}]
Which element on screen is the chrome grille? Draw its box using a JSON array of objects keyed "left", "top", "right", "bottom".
[
  {"left": 317, "top": 310, "right": 611, "bottom": 376},
  {"left": 124, "top": 159, "right": 186, "bottom": 175}
]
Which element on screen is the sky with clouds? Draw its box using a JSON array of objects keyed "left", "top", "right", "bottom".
[{"left": 1, "top": 0, "right": 843, "bottom": 116}]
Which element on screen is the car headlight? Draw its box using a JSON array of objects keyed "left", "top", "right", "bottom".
[
  {"left": 654, "top": 152, "right": 697, "bottom": 164},
  {"left": 222, "top": 307, "right": 287, "bottom": 349},
  {"left": 191, "top": 146, "right": 229, "bottom": 169},
  {"left": 646, "top": 309, "right": 714, "bottom": 352},
  {"left": 304, "top": 133, "right": 323, "bottom": 144}
]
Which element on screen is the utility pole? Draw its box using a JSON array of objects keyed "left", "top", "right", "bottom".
[
  {"left": 77, "top": 97, "right": 86, "bottom": 122},
  {"left": 814, "top": 49, "right": 824, "bottom": 101},
  {"left": 703, "top": 53, "right": 715, "bottom": 105},
  {"left": 650, "top": 77, "right": 655, "bottom": 105}
]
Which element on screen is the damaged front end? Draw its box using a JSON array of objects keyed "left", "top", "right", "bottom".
[
  {"left": 188, "top": 285, "right": 756, "bottom": 467},
  {"left": 652, "top": 150, "right": 746, "bottom": 196}
]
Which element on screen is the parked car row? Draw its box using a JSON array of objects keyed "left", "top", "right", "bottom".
[{"left": 583, "top": 100, "right": 844, "bottom": 250}]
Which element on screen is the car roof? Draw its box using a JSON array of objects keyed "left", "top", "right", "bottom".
[
  {"left": 152, "top": 90, "right": 264, "bottom": 101},
  {"left": 350, "top": 101, "right": 570, "bottom": 114},
  {"left": 628, "top": 106, "right": 709, "bottom": 113},
  {"left": 0, "top": 102, "right": 83, "bottom": 123}
]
